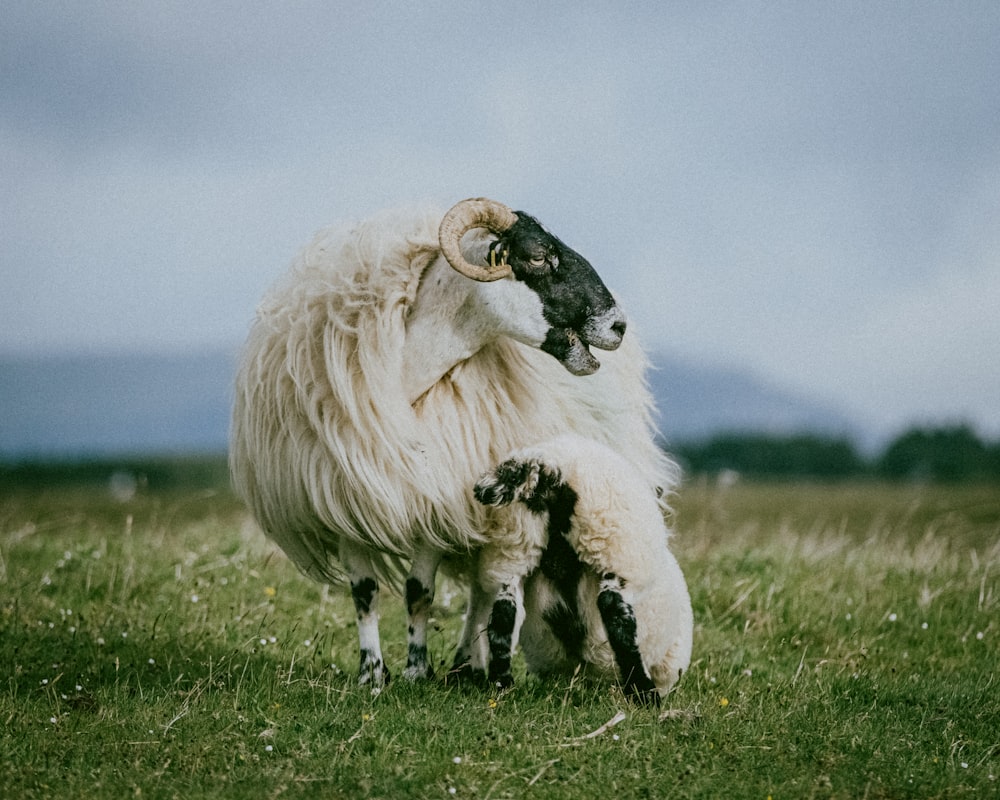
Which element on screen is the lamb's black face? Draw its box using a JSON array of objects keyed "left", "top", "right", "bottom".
[{"left": 491, "top": 213, "right": 626, "bottom": 375}]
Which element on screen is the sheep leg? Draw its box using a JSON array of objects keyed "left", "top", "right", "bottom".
[
  {"left": 486, "top": 580, "right": 525, "bottom": 689},
  {"left": 449, "top": 579, "right": 492, "bottom": 684},
  {"left": 596, "top": 573, "right": 658, "bottom": 706},
  {"left": 341, "top": 542, "right": 390, "bottom": 691},
  {"left": 403, "top": 549, "right": 440, "bottom": 681}
]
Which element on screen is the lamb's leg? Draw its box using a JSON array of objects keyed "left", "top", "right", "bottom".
[
  {"left": 596, "top": 573, "right": 658, "bottom": 706},
  {"left": 486, "top": 580, "right": 525, "bottom": 689},
  {"left": 403, "top": 548, "right": 440, "bottom": 681},
  {"left": 449, "top": 578, "right": 492, "bottom": 684},
  {"left": 341, "top": 541, "right": 390, "bottom": 691}
]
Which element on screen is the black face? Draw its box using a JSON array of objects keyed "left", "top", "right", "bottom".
[{"left": 490, "top": 213, "right": 627, "bottom": 375}]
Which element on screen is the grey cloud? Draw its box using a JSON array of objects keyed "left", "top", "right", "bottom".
[{"left": 2, "top": 1, "right": 999, "bottom": 437}]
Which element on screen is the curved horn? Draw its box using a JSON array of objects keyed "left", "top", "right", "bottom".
[{"left": 438, "top": 197, "right": 519, "bottom": 281}]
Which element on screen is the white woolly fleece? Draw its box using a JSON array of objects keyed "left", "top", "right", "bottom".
[{"left": 230, "top": 206, "right": 678, "bottom": 590}]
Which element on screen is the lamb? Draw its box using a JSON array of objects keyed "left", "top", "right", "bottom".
[
  {"left": 473, "top": 433, "right": 693, "bottom": 704},
  {"left": 230, "top": 198, "right": 677, "bottom": 688}
]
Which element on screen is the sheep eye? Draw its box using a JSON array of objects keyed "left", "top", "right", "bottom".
[{"left": 528, "top": 256, "right": 547, "bottom": 268}]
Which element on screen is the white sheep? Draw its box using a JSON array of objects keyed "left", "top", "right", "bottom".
[
  {"left": 230, "top": 198, "right": 677, "bottom": 688},
  {"left": 474, "top": 433, "right": 693, "bottom": 703}
]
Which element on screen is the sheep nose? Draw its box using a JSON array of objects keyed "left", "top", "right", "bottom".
[{"left": 584, "top": 306, "right": 627, "bottom": 350}]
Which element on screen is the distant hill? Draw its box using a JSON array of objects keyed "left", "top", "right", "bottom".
[
  {"left": 0, "top": 351, "right": 236, "bottom": 458},
  {"left": 648, "top": 354, "right": 864, "bottom": 445},
  {"left": 0, "top": 349, "right": 865, "bottom": 459}
]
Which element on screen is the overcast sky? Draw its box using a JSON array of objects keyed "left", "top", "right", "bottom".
[{"left": 3, "top": 1, "right": 999, "bottom": 438}]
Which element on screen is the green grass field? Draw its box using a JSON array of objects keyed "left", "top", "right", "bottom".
[{"left": 2, "top": 476, "right": 997, "bottom": 798}]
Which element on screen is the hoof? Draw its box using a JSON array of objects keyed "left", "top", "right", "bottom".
[
  {"left": 403, "top": 644, "right": 435, "bottom": 681},
  {"left": 489, "top": 671, "right": 514, "bottom": 690},
  {"left": 358, "top": 654, "right": 390, "bottom": 691},
  {"left": 445, "top": 661, "right": 487, "bottom": 687},
  {"left": 402, "top": 663, "right": 435, "bottom": 682}
]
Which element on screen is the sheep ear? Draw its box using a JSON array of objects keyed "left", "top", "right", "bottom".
[
  {"left": 473, "top": 458, "right": 545, "bottom": 507},
  {"left": 516, "top": 461, "right": 542, "bottom": 502},
  {"left": 526, "top": 461, "right": 563, "bottom": 499},
  {"left": 474, "top": 458, "right": 559, "bottom": 509},
  {"left": 473, "top": 461, "right": 520, "bottom": 507}
]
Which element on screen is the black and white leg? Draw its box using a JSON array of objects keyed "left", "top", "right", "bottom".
[
  {"left": 596, "top": 573, "right": 658, "bottom": 705},
  {"left": 450, "top": 578, "right": 493, "bottom": 684},
  {"left": 487, "top": 580, "right": 524, "bottom": 689},
  {"left": 341, "top": 541, "right": 390, "bottom": 691},
  {"left": 403, "top": 548, "right": 440, "bottom": 681}
]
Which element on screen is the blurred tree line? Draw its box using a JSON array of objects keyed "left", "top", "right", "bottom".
[
  {"left": 0, "top": 454, "right": 231, "bottom": 492},
  {"left": 3, "top": 425, "right": 999, "bottom": 490},
  {"left": 673, "top": 424, "right": 1000, "bottom": 482}
]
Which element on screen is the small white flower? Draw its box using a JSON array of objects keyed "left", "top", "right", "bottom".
[
  {"left": 961, "top": 762, "right": 968, "bottom": 769},
  {"left": 75, "top": 684, "right": 83, "bottom": 691},
  {"left": 260, "top": 638, "right": 268, "bottom": 646},
  {"left": 148, "top": 658, "right": 156, "bottom": 665},
  {"left": 49, "top": 716, "right": 58, "bottom": 724},
  {"left": 976, "top": 631, "right": 984, "bottom": 640},
  {"left": 265, "top": 745, "right": 273, "bottom": 752},
  {"left": 448, "top": 789, "right": 456, "bottom": 796},
  {"left": 921, "top": 622, "right": 928, "bottom": 630},
  {"left": 845, "top": 612, "right": 852, "bottom": 621},
  {"left": 452, "top": 756, "right": 462, "bottom": 764},
  {"left": 191, "top": 594, "right": 199, "bottom": 603},
  {"left": 888, "top": 613, "right": 898, "bottom": 622},
  {"left": 303, "top": 639, "right": 312, "bottom": 647},
  {"left": 612, "top": 734, "right": 620, "bottom": 741}
]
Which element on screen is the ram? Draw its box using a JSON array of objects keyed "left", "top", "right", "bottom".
[
  {"left": 473, "top": 433, "right": 693, "bottom": 704},
  {"left": 230, "top": 198, "right": 677, "bottom": 688}
]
